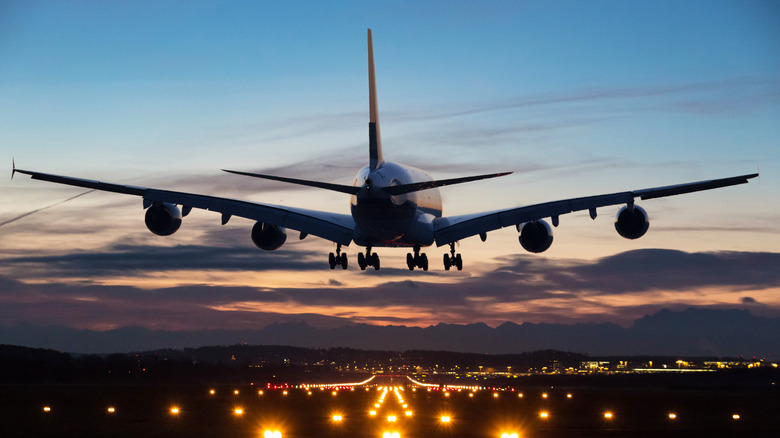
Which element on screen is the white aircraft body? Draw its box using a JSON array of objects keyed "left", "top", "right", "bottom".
[{"left": 13, "top": 30, "right": 757, "bottom": 271}]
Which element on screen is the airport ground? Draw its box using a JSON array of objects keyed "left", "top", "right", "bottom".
[{"left": 2, "top": 374, "right": 778, "bottom": 438}]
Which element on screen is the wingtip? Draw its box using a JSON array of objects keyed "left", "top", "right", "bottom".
[{"left": 11, "top": 158, "right": 15, "bottom": 180}]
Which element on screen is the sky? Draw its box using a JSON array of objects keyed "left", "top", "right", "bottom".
[{"left": 1, "top": 1, "right": 779, "bottom": 343}]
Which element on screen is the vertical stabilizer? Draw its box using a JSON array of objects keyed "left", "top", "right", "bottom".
[{"left": 367, "top": 28, "right": 384, "bottom": 170}]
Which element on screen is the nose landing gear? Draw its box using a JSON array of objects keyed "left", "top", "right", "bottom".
[
  {"left": 442, "top": 243, "right": 463, "bottom": 271},
  {"left": 328, "top": 244, "right": 348, "bottom": 270},
  {"left": 357, "top": 246, "right": 380, "bottom": 270},
  {"left": 406, "top": 245, "right": 429, "bottom": 271}
]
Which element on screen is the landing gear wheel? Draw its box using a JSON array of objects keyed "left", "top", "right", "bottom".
[
  {"left": 372, "top": 253, "right": 380, "bottom": 270},
  {"left": 421, "top": 253, "right": 428, "bottom": 271},
  {"left": 340, "top": 253, "right": 348, "bottom": 270},
  {"left": 357, "top": 252, "right": 367, "bottom": 270},
  {"left": 407, "top": 253, "right": 415, "bottom": 271},
  {"left": 445, "top": 242, "right": 463, "bottom": 271},
  {"left": 328, "top": 252, "right": 336, "bottom": 269}
]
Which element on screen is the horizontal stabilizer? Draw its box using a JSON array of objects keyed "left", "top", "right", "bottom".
[
  {"left": 384, "top": 172, "right": 513, "bottom": 196},
  {"left": 223, "top": 169, "right": 360, "bottom": 195}
]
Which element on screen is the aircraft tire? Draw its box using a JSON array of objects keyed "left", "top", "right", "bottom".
[
  {"left": 407, "top": 253, "right": 415, "bottom": 271},
  {"left": 340, "top": 253, "right": 348, "bottom": 269},
  {"left": 455, "top": 254, "right": 463, "bottom": 271},
  {"left": 443, "top": 254, "right": 451, "bottom": 270},
  {"left": 328, "top": 252, "right": 336, "bottom": 269},
  {"left": 358, "top": 252, "right": 366, "bottom": 270}
]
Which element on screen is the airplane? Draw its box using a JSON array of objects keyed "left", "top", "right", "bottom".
[{"left": 12, "top": 29, "right": 758, "bottom": 272}]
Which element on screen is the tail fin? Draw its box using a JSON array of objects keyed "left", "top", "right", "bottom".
[{"left": 367, "top": 28, "right": 384, "bottom": 170}]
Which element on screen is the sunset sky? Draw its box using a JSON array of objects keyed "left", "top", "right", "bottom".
[{"left": 1, "top": 1, "right": 779, "bottom": 341}]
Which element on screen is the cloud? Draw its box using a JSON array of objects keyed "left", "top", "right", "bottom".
[{"left": 1, "top": 246, "right": 778, "bottom": 332}]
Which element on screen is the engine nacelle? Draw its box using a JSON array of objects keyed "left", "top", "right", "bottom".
[
  {"left": 519, "top": 220, "right": 554, "bottom": 253},
  {"left": 615, "top": 204, "right": 649, "bottom": 239},
  {"left": 144, "top": 203, "right": 182, "bottom": 236},
  {"left": 251, "top": 222, "right": 287, "bottom": 251}
]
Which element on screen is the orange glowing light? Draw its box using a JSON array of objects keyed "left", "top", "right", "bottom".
[
  {"left": 518, "top": 393, "right": 523, "bottom": 398},
  {"left": 107, "top": 407, "right": 116, "bottom": 413},
  {"left": 405, "top": 410, "right": 413, "bottom": 417},
  {"left": 493, "top": 393, "right": 499, "bottom": 398},
  {"left": 604, "top": 412, "right": 613, "bottom": 419},
  {"left": 732, "top": 414, "right": 740, "bottom": 420},
  {"left": 258, "top": 390, "right": 264, "bottom": 395},
  {"left": 440, "top": 415, "right": 451, "bottom": 423},
  {"left": 387, "top": 415, "right": 397, "bottom": 422},
  {"left": 263, "top": 431, "right": 282, "bottom": 438},
  {"left": 369, "top": 410, "right": 377, "bottom": 416},
  {"left": 500, "top": 433, "right": 519, "bottom": 438},
  {"left": 170, "top": 407, "right": 180, "bottom": 415},
  {"left": 566, "top": 393, "right": 572, "bottom": 399},
  {"left": 668, "top": 413, "right": 677, "bottom": 419},
  {"left": 43, "top": 406, "right": 51, "bottom": 413},
  {"left": 540, "top": 411, "right": 549, "bottom": 419},
  {"left": 282, "top": 390, "right": 288, "bottom": 395},
  {"left": 234, "top": 408, "right": 244, "bottom": 415},
  {"left": 542, "top": 393, "right": 548, "bottom": 399},
  {"left": 209, "top": 389, "right": 215, "bottom": 395},
  {"left": 234, "top": 390, "right": 239, "bottom": 395},
  {"left": 332, "top": 414, "right": 343, "bottom": 422}
]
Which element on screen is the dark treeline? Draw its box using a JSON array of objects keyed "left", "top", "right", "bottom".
[{"left": 1, "top": 344, "right": 773, "bottom": 388}]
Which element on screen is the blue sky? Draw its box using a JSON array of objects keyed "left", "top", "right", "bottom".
[{"left": 1, "top": 1, "right": 779, "bottom": 336}]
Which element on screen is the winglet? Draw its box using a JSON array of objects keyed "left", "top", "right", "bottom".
[
  {"left": 367, "top": 28, "right": 384, "bottom": 170},
  {"left": 11, "top": 158, "right": 15, "bottom": 180}
]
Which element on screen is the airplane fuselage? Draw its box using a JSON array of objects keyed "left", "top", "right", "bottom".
[{"left": 350, "top": 161, "right": 441, "bottom": 247}]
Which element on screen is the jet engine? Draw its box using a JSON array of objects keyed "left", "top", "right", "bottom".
[
  {"left": 251, "top": 222, "right": 287, "bottom": 251},
  {"left": 518, "top": 220, "right": 554, "bottom": 253},
  {"left": 614, "top": 205, "right": 649, "bottom": 239},
  {"left": 144, "top": 203, "right": 182, "bottom": 236}
]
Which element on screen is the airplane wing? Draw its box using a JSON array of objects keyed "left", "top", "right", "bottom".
[
  {"left": 12, "top": 168, "right": 355, "bottom": 246},
  {"left": 433, "top": 173, "right": 758, "bottom": 246}
]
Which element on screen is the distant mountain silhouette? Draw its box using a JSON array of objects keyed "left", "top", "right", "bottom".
[{"left": 1, "top": 308, "right": 777, "bottom": 357}]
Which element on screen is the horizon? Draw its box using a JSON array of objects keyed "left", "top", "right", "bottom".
[{"left": 1, "top": 1, "right": 779, "bottom": 354}]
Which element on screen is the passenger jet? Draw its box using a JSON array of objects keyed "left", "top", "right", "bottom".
[{"left": 13, "top": 29, "right": 757, "bottom": 271}]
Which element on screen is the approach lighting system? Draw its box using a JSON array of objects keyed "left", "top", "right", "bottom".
[
  {"left": 500, "top": 433, "right": 519, "bottom": 438},
  {"left": 263, "top": 431, "right": 282, "bottom": 438}
]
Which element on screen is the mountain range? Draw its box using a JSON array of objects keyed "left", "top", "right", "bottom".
[{"left": 1, "top": 308, "right": 777, "bottom": 357}]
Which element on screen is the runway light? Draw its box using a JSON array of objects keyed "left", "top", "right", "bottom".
[
  {"left": 539, "top": 411, "right": 549, "bottom": 419},
  {"left": 567, "top": 393, "right": 573, "bottom": 399},
  {"left": 375, "top": 403, "right": 381, "bottom": 408},
  {"left": 402, "top": 404, "right": 407, "bottom": 408},
  {"left": 43, "top": 406, "right": 51, "bottom": 413},
  {"left": 732, "top": 414, "right": 740, "bottom": 420},
  {"left": 604, "top": 412, "right": 613, "bottom": 419},
  {"left": 209, "top": 389, "right": 216, "bottom": 395},
  {"left": 107, "top": 407, "right": 116, "bottom": 413},
  {"left": 493, "top": 393, "right": 499, "bottom": 398},
  {"left": 263, "top": 431, "right": 282, "bottom": 438},
  {"left": 469, "top": 393, "right": 474, "bottom": 398},
  {"left": 500, "top": 433, "right": 519, "bottom": 438},
  {"left": 370, "top": 410, "right": 377, "bottom": 416},
  {"left": 332, "top": 391, "right": 338, "bottom": 396},
  {"left": 332, "top": 414, "right": 343, "bottom": 422},
  {"left": 258, "top": 390, "right": 264, "bottom": 395},
  {"left": 170, "top": 407, "right": 180, "bottom": 415},
  {"left": 382, "top": 432, "right": 401, "bottom": 438},
  {"left": 668, "top": 413, "right": 677, "bottom": 420},
  {"left": 440, "top": 415, "right": 451, "bottom": 423},
  {"left": 283, "top": 390, "right": 288, "bottom": 396},
  {"left": 405, "top": 410, "right": 413, "bottom": 417},
  {"left": 542, "top": 393, "right": 548, "bottom": 399},
  {"left": 234, "top": 408, "right": 244, "bottom": 415},
  {"left": 234, "top": 390, "right": 239, "bottom": 395},
  {"left": 387, "top": 415, "right": 397, "bottom": 422},
  {"left": 518, "top": 393, "right": 523, "bottom": 398}
]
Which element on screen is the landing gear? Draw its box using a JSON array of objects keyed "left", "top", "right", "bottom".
[
  {"left": 406, "top": 245, "right": 429, "bottom": 271},
  {"left": 357, "top": 246, "right": 380, "bottom": 270},
  {"left": 443, "top": 243, "right": 463, "bottom": 271},
  {"left": 328, "top": 244, "right": 348, "bottom": 270}
]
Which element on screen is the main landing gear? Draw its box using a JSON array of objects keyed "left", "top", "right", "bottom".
[
  {"left": 357, "top": 246, "right": 380, "bottom": 270},
  {"left": 406, "top": 245, "right": 429, "bottom": 271},
  {"left": 328, "top": 244, "right": 348, "bottom": 270},
  {"left": 442, "top": 243, "right": 463, "bottom": 271}
]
